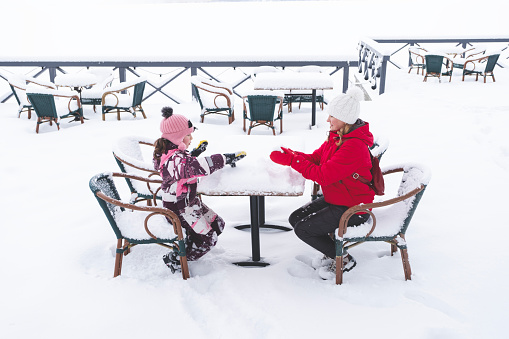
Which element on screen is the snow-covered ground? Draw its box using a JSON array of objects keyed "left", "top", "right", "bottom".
[{"left": 1, "top": 1, "right": 509, "bottom": 338}]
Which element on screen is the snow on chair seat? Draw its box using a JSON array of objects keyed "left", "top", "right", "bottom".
[
  {"left": 89, "top": 172, "right": 189, "bottom": 280},
  {"left": 191, "top": 75, "right": 235, "bottom": 124},
  {"left": 101, "top": 77, "right": 147, "bottom": 121},
  {"left": 335, "top": 163, "right": 431, "bottom": 285},
  {"left": 112, "top": 136, "right": 162, "bottom": 206}
]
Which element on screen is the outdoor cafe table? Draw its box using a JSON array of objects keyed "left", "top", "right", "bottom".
[
  {"left": 198, "top": 135, "right": 305, "bottom": 267},
  {"left": 253, "top": 71, "right": 333, "bottom": 128},
  {"left": 54, "top": 73, "right": 98, "bottom": 98}
]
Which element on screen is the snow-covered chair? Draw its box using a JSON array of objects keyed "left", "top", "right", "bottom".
[
  {"left": 89, "top": 172, "right": 189, "bottom": 280},
  {"left": 101, "top": 77, "right": 147, "bottom": 121},
  {"left": 112, "top": 136, "right": 162, "bottom": 205},
  {"left": 311, "top": 134, "right": 390, "bottom": 201},
  {"left": 80, "top": 69, "right": 114, "bottom": 112},
  {"left": 26, "top": 85, "right": 83, "bottom": 133},
  {"left": 191, "top": 75, "right": 235, "bottom": 124},
  {"left": 7, "top": 75, "right": 57, "bottom": 119},
  {"left": 462, "top": 53, "right": 500, "bottom": 82},
  {"left": 335, "top": 163, "right": 431, "bottom": 285},
  {"left": 408, "top": 46, "right": 427, "bottom": 75}
]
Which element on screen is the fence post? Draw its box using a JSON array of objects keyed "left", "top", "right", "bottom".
[
  {"left": 191, "top": 67, "right": 197, "bottom": 101},
  {"left": 342, "top": 64, "right": 349, "bottom": 93},
  {"left": 379, "top": 56, "right": 388, "bottom": 95}
]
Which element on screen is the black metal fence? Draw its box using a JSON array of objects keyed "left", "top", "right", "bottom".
[{"left": 0, "top": 60, "right": 355, "bottom": 105}]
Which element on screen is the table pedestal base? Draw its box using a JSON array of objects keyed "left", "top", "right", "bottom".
[{"left": 233, "top": 196, "right": 292, "bottom": 267}]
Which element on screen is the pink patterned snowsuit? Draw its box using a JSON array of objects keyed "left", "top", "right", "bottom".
[{"left": 154, "top": 143, "right": 226, "bottom": 261}]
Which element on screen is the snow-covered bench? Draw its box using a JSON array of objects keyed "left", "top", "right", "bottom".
[{"left": 335, "top": 163, "right": 431, "bottom": 285}]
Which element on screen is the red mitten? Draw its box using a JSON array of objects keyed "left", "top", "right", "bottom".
[
  {"left": 280, "top": 147, "right": 294, "bottom": 155},
  {"left": 270, "top": 150, "right": 293, "bottom": 166}
]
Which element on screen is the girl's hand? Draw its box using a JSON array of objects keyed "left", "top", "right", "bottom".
[{"left": 190, "top": 140, "right": 208, "bottom": 157}]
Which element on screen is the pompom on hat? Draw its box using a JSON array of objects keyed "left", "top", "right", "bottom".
[
  {"left": 160, "top": 107, "right": 196, "bottom": 151},
  {"left": 327, "top": 87, "right": 364, "bottom": 124}
]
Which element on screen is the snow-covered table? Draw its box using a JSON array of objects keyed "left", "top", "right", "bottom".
[
  {"left": 198, "top": 135, "right": 305, "bottom": 266},
  {"left": 54, "top": 73, "right": 98, "bottom": 100},
  {"left": 253, "top": 72, "right": 333, "bottom": 128}
]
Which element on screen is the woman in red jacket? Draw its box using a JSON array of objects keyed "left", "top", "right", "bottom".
[{"left": 270, "top": 87, "right": 374, "bottom": 276}]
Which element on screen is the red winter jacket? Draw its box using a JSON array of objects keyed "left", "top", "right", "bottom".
[{"left": 290, "top": 120, "right": 375, "bottom": 207}]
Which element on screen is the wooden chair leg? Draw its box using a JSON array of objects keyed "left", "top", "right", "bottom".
[
  {"left": 140, "top": 108, "right": 147, "bottom": 119},
  {"left": 102, "top": 113, "right": 105, "bottom": 121},
  {"left": 117, "top": 109, "right": 120, "bottom": 121},
  {"left": 113, "top": 239, "right": 124, "bottom": 277},
  {"left": 28, "top": 109, "right": 32, "bottom": 120},
  {"left": 180, "top": 255, "right": 190, "bottom": 280},
  {"left": 335, "top": 255, "right": 344, "bottom": 285},
  {"left": 400, "top": 248, "right": 412, "bottom": 280},
  {"left": 391, "top": 243, "right": 397, "bottom": 256},
  {"left": 36, "top": 118, "right": 40, "bottom": 133}
]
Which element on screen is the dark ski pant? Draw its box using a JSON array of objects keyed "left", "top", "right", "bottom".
[{"left": 289, "top": 197, "right": 369, "bottom": 259}]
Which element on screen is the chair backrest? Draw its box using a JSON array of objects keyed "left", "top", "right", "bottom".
[
  {"left": 390, "top": 164, "right": 431, "bottom": 235},
  {"left": 408, "top": 47, "right": 427, "bottom": 64},
  {"left": 7, "top": 75, "right": 28, "bottom": 106},
  {"left": 26, "top": 93, "right": 58, "bottom": 119},
  {"left": 484, "top": 54, "right": 500, "bottom": 72},
  {"left": 112, "top": 136, "right": 158, "bottom": 195},
  {"left": 424, "top": 54, "right": 444, "bottom": 73},
  {"left": 89, "top": 173, "right": 124, "bottom": 239},
  {"left": 246, "top": 95, "right": 279, "bottom": 121},
  {"left": 191, "top": 76, "right": 232, "bottom": 109},
  {"left": 131, "top": 81, "right": 146, "bottom": 106},
  {"left": 370, "top": 135, "right": 390, "bottom": 161}
]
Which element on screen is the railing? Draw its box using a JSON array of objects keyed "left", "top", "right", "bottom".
[
  {"left": 2, "top": 37, "right": 507, "bottom": 102},
  {"left": 358, "top": 37, "right": 509, "bottom": 95},
  {"left": 0, "top": 59, "right": 356, "bottom": 105}
]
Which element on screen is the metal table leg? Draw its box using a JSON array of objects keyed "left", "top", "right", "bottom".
[{"left": 233, "top": 196, "right": 291, "bottom": 267}]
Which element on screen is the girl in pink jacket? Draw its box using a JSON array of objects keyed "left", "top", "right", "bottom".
[
  {"left": 270, "top": 88, "right": 374, "bottom": 276},
  {"left": 154, "top": 107, "right": 246, "bottom": 273}
]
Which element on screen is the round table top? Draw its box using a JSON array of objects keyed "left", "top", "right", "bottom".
[{"left": 54, "top": 73, "right": 98, "bottom": 88}]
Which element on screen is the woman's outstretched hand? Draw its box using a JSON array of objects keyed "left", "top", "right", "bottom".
[{"left": 270, "top": 147, "right": 294, "bottom": 166}]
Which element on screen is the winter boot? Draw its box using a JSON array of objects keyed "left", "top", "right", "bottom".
[
  {"left": 342, "top": 253, "right": 357, "bottom": 272},
  {"left": 162, "top": 251, "right": 181, "bottom": 274}
]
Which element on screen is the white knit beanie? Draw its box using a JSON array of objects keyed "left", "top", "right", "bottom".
[{"left": 327, "top": 87, "right": 364, "bottom": 124}]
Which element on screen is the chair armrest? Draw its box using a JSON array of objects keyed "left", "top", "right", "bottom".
[
  {"left": 95, "top": 173, "right": 183, "bottom": 240},
  {"left": 337, "top": 167, "right": 425, "bottom": 238},
  {"left": 194, "top": 83, "right": 233, "bottom": 108}
]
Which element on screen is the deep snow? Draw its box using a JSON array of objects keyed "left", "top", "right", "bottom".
[{"left": 1, "top": 1, "right": 509, "bottom": 339}]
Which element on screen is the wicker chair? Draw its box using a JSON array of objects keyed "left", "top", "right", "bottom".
[
  {"left": 423, "top": 54, "right": 454, "bottom": 82},
  {"left": 112, "top": 135, "right": 162, "bottom": 206},
  {"left": 7, "top": 75, "right": 57, "bottom": 119},
  {"left": 89, "top": 172, "right": 190, "bottom": 280},
  {"left": 335, "top": 163, "right": 431, "bottom": 285},
  {"left": 101, "top": 78, "right": 147, "bottom": 121},
  {"left": 243, "top": 94, "right": 283, "bottom": 135},
  {"left": 462, "top": 53, "right": 500, "bottom": 82},
  {"left": 191, "top": 75, "right": 235, "bottom": 124},
  {"left": 408, "top": 46, "right": 428, "bottom": 75},
  {"left": 26, "top": 85, "right": 83, "bottom": 133}
]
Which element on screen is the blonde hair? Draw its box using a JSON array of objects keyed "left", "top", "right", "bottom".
[{"left": 334, "top": 123, "right": 354, "bottom": 147}]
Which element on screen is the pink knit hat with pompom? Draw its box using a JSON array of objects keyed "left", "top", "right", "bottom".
[{"left": 160, "top": 107, "right": 195, "bottom": 151}]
